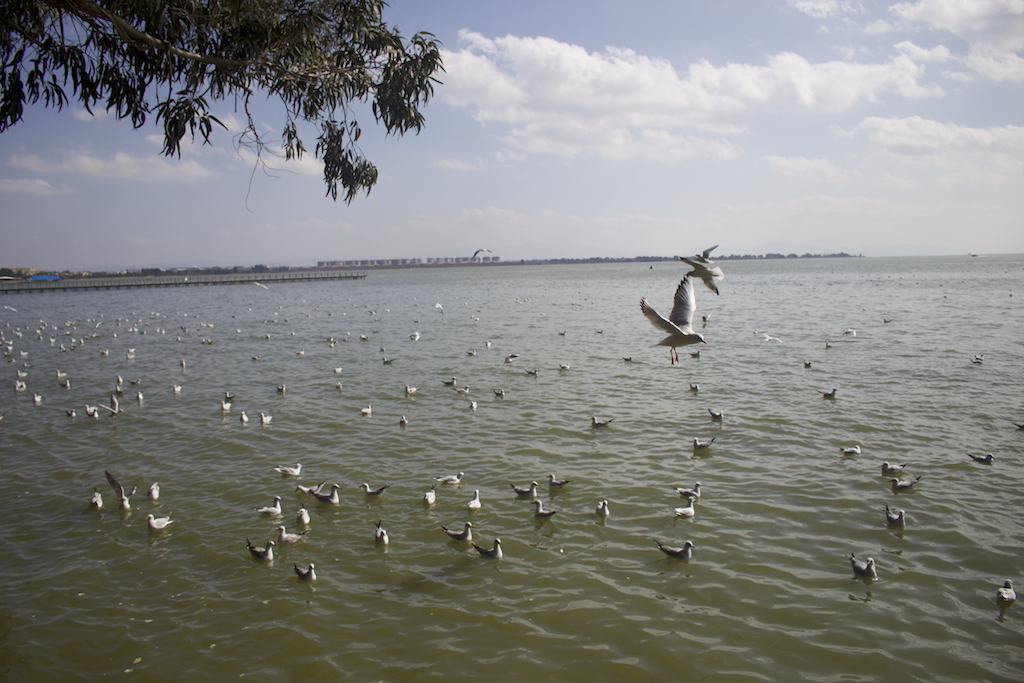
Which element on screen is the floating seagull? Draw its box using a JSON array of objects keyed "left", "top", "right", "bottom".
[
  {"left": 294, "top": 562, "right": 316, "bottom": 580},
  {"left": 674, "top": 498, "right": 696, "bottom": 517},
  {"left": 678, "top": 256, "right": 724, "bottom": 295},
  {"left": 674, "top": 482, "right": 702, "bottom": 500},
  {"left": 503, "top": 353, "right": 519, "bottom": 365},
  {"left": 434, "top": 472, "right": 465, "bottom": 484},
  {"left": 595, "top": 500, "right": 611, "bottom": 518},
  {"left": 172, "top": 384, "right": 182, "bottom": 394},
  {"left": 441, "top": 377, "right": 457, "bottom": 386},
  {"left": 803, "top": 361, "right": 812, "bottom": 368},
  {"left": 547, "top": 474, "right": 570, "bottom": 488},
  {"left": 655, "top": 539, "right": 695, "bottom": 560},
  {"left": 693, "top": 437, "right": 715, "bottom": 451},
  {"left": 533, "top": 499, "right": 557, "bottom": 519},
  {"left": 405, "top": 385, "right": 418, "bottom": 396},
  {"left": 525, "top": 368, "right": 539, "bottom": 376},
  {"left": 822, "top": 388, "right": 837, "bottom": 399},
  {"left": 148, "top": 482, "right": 160, "bottom": 500},
  {"left": 296, "top": 506, "right": 311, "bottom": 526},
  {"left": 360, "top": 483, "right": 391, "bottom": 499},
  {"left": 66, "top": 408, "right": 76, "bottom": 418},
  {"left": 274, "top": 463, "right": 302, "bottom": 476},
  {"left": 708, "top": 409, "right": 723, "bottom": 420},
  {"left": 399, "top": 415, "right": 409, "bottom": 426},
  {"left": 881, "top": 461, "right": 907, "bottom": 475},
  {"left": 997, "top": 580, "right": 1016, "bottom": 608},
  {"left": 105, "top": 470, "right": 137, "bottom": 510},
  {"left": 146, "top": 514, "right": 173, "bottom": 531},
  {"left": 382, "top": 357, "right": 395, "bottom": 365},
  {"left": 690, "top": 384, "right": 699, "bottom": 392},
  {"left": 966, "top": 453, "right": 994, "bottom": 464},
  {"left": 690, "top": 350, "right": 700, "bottom": 359},
  {"left": 423, "top": 484, "right": 437, "bottom": 505},
  {"left": 825, "top": 341, "right": 833, "bottom": 349},
  {"left": 473, "top": 538, "right": 502, "bottom": 560},
  {"left": 277, "top": 525, "right": 307, "bottom": 545},
  {"left": 311, "top": 484, "right": 341, "bottom": 504},
  {"left": 640, "top": 276, "right": 705, "bottom": 364},
  {"left": 246, "top": 538, "right": 275, "bottom": 560},
  {"left": 510, "top": 481, "right": 539, "bottom": 498},
  {"left": 296, "top": 481, "right": 326, "bottom": 495},
  {"left": 360, "top": 405, "right": 372, "bottom": 416},
  {"left": 90, "top": 488, "right": 103, "bottom": 508},
  {"left": 374, "top": 520, "right": 389, "bottom": 545},
  {"left": 890, "top": 475, "right": 922, "bottom": 492},
  {"left": 85, "top": 405, "right": 99, "bottom": 418},
  {"left": 442, "top": 522, "right": 473, "bottom": 542},
  {"left": 591, "top": 416, "right": 613, "bottom": 427},
  {"left": 221, "top": 400, "right": 231, "bottom": 412},
  {"left": 277, "top": 384, "right": 286, "bottom": 394},
  {"left": 240, "top": 411, "right": 249, "bottom": 424},
  {"left": 850, "top": 553, "right": 877, "bottom": 579},
  {"left": 255, "top": 496, "right": 283, "bottom": 515},
  {"left": 32, "top": 393, "right": 42, "bottom": 405},
  {"left": 409, "top": 332, "right": 421, "bottom": 341},
  {"left": 843, "top": 328, "right": 857, "bottom": 337},
  {"left": 840, "top": 445, "right": 862, "bottom": 455},
  {"left": 493, "top": 389, "right": 506, "bottom": 398},
  {"left": 260, "top": 412, "right": 272, "bottom": 425},
  {"left": 885, "top": 505, "right": 907, "bottom": 527},
  {"left": 467, "top": 490, "right": 482, "bottom": 510}
]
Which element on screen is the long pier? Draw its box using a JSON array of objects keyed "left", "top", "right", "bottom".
[{"left": 0, "top": 270, "right": 366, "bottom": 295}]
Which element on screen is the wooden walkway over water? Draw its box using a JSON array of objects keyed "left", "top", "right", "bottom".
[{"left": 0, "top": 271, "right": 366, "bottom": 295}]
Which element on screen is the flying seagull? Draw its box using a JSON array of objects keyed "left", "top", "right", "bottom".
[{"left": 640, "top": 276, "right": 706, "bottom": 364}]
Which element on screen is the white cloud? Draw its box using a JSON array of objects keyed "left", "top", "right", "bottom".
[
  {"left": 0, "top": 178, "right": 76, "bottom": 195},
  {"left": 433, "top": 158, "right": 483, "bottom": 171},
  {"left": 8, "top": 151, "right": 216, "bottom": 182},
  {"left": 441, "top": 31, "right": 943, "bottom": 162},
  {"left": 895, "top": 41, "right": 953, "bottom": 62},
  {"left": 763, "top": 156, "right": 849, "bottom": 182},
  {"left": 788, "top": 0, "right": 863, "bottom": 19}
]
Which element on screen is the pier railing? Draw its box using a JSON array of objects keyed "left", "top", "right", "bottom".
[{"left": 0, "top": 271, "right": 366, "bottom": 294}]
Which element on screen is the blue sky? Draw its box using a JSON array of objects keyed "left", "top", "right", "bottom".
[{"left": 2, "top": 0, "right": 1022, "bottom": 271}]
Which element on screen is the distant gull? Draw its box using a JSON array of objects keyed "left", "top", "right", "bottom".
[
  {"left": 296, "top": 481, "right": 326, "bottom": 495},
  {"left": 494, "top": 389, "right": 505, "bottom": 398},
  {"left": 246, "top": 538, "right": 275, "bottom": 561},
  {"left": 399, "top": 415, "right": 409, "bottom": 426},
  {"left": 221, "top": 400, "right": 232, "bottom": 412},
  {"left": 240, "top": 411, "right": 249, "bottom": 424},
  {"left": 890, "top": 475, "right": 922, "bottom": 493},
  {"left": 533, "top": 499, "right": 558, "bottom": 519},
  {"left": 312, "top": 483, "right": 341, "bottom": 504},
  {"left": 294, "top": 562, "right": 316, "bottom": 580},
  {"left": 804, "top": 361, "right": 812, "bottom": 368},
  {"left": 849, "top": 553, "right": 877, "bottom": 579},
  {"left": 655, "top": 539, "right": 695, "bottom": 560},
  {"left": 559, "top": 363, "right": 571, "bottom": 371},
  {"left": 473, "top": 248, "right": 492, "bottom": 260},
  {"left": 423, "top": 484, "right": 437, "bottom": 505},
  {"left": 434, "top": 471, "right": 465, "bottom": 484},
  {"left": 547, "top": 474, "right": 570, "bottom": 488},
  {"left": 503, "top": 353, "right": 519, "bottom": 365},
  {"left": 409, "top": 332, "right": 421, "bottom": 341},
  {"left": 435, "top": 303, "right": 444, "bottom": 315},
  {"left": 361, "top": 405, "right": 372, "bottom": 416},
  {"left": 881, "top": 461, "right": 907, "bottom": 475},
  {"left": 678, "top": 255, "right": 724, "bottom": 296},
  {"left": 360, "top": 483, "right": 392, "bottom": 499},
  {"left": 885, "top": 505, "right": 907, "bottom": 528},
  {"left": 441, "top": 377, "right": 457, "bottom": 386},
  {"left": 172, "top": 385, "right": 182, "bottom": 394},
  {"left": 822, "top": 388, "right": 837, "bottom": 399},
  {"left": 467, "top": 490, "right": 482, "bottom": 510},
  {"left": 296, "top": 506, "right": 311, "bottom": 526},
  {"left": 690, "top": 350, "right": 700, "bottom": 359},
  {"left": 146, "top": 514, "right": 173, "bottom": 531},
  {"left": 105, "top": 470, "right": 137, "bottom": 510},
  {"left": 525, "top": 368, "right": 539, "bottom": 376},
  {"left": 595, "top": 500, "right": 610, "bottom": 518},
  {"left": 405, "top": 385, "right": 418, "bottom": 395},
  {"left": 277, "top": 384, "right": 286, "bottom": 394},
  {"left": 690, "top": 384, "right": 699, "bottom": 392},
  {"left": 591, "top": 416, "right": 614, "bottom": 427},
  {"left": 277, "top": 526, "right": 307, "bottom": 544},
  {"left": 148, "top": 482, "right": 160, "bottom": 500},
  {"left": 966, "top": 453, "right": 994, "bottom": 464},
  {"left": 442, "top": 522, "right": 473, "bottom": 542},
  {"left": 375, "top": 520, "right": 389, "bottom": 545},
  {"left": 998, "top": 580, "right": 1016, "bottom": 608},
  {"left": 90, "top": 488, "right": 103, "bottom": 508},
  {"left": 843, "top": 328, "right": 857, "bottom": 337},
  {"left": 510, "top": 481, "right": 539, "bottom": 498},
  {"left": 260, "top": 412, "right": 272, "bottom": 425},
  {"left": 708, "top": 409, "right": 723, "bottom": 420},
  {"left": 255, "top": 496, "right": 283, "bottom": 515},
  {"left": 825, "top": 342, "right": 833, "bottom": 349},
  {"left": 674, "top": 498, "right": 696, "bottom": 517},
  {"left": 274, "top": 463, "right": 302, "bottom": 476},
  {"left": 693, "top": 437, "right": 715, "bottom": 451},
  {"left": 840, "top": 445, "right": 862, "bottom": 455},
  {"left": 640, "top": 276, "right": 706, "bottom": 364},
  {"left": 473, "top": 538, "right": 503, "bottom": 560},
  {"left": 674, "top": 482, "right": 702, "bottom": 500}
]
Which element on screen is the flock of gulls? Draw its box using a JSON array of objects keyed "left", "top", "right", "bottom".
[{"left": 1, "top": 246, "right": 1018, "bottom": 620}]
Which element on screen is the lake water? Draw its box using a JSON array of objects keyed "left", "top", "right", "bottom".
[{"left": 1, "top": 255, "right": 1022, "bottom": 682}]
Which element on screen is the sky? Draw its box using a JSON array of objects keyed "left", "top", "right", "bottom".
[{"left": 1, "top": 0, "right": 1023, "bottom": 271}]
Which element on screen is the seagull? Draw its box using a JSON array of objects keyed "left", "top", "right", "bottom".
[
  {"left": 804, "top": 361, "right": 812, "bottom": 368},
  {"left": 312, "top": 484, "right": 341, "bottom": 504},
  {"left": 547, "top": 474, "right": 570, "bottom": 488},
  {"left": 640, "top": 276, "right": 706, "bottom": 364},
  {"left": 172, "top": 384, "right": 182, "bottom": 394},
  {"left": 890, "top": 475, "right": 922, "bottom": 492},
  {"left": 255, "top": 496, "right": 283, "bottom": 515},
  {"left": 525, "top": 368, "right": 539, "bottom": 376},
  {"left": 690, "top": 350, "right": 700, "bottom": 359},
  {"left": 997, "top": 580, "right": 1016, "bottom": 607},
  {"left": 441, "top": 377, "right": 457, "bottom": 386},
  {"left": 885, "top": 505, "right": 907, "bottom": 527},
  {"left": 423, "top": 484, "right": 437, "bottom": 505},
  {"left": 824, "top": 341, "right": 833, "bottom": 349},
  {"left": 559, "top": 363, "right": 571, "bottom": 371},
  {"left": 881, "top": 461, "right": 907, "bottom": 475},
  {"left": 595, "top": 500, "right": 611, "bottom": 518},
  {"left": 708, "top": 409, "right": 723, "bottom": 420},
  {"left": 277, "top": 384, "right": 286, "bottom": 394},
  {"left": 435, "top": 303, "right": 444, "bottom": 315},
  {"left": 260, "top": 412, "right": 272, "bottom": 425},
  {"left": 693, "top": 437, "right": 715, "bottom": 451},
  {"left": 296, "top": 506, "right": 311, "bottom": 526},
  {"left": 822, "top": 388, "right": 837, "bottom": 399},
  {"left": 405, "top": 385, "right": 418, "bottom": 396},
  {"left": 972, "top": 354, "right": 984, "bottom": 364},
  {"left": 296, "top": 481, "right": 326, "bottom": 495},
  {"left": 360, "top": 483, "right": 391, "bottom": 499},
  {"left": 434, "top": 472, "right": 465, "bottom": 484},
  {"left": 655, "top": 540, "right": 695, "bottom": 560},
  {"left": 473, "top": 248, "right": 492, "bottom": 260},
  {"left": 146, "top": 514, "right": 173, "bottom": 531},
  {"left": 294, "top": 563, "right": 316, "bottom": 580},
  {"left": 850, "top": 554, "right": 877, "bottom": 579},
  {"left": 503, "top": 353, "right": 519, "bottom": 365},
  {"left": 843, "top": 328, "right": 857, "bottom": 337},
  {"left": 442, "top": 522, "right": 473, "bottom": 542},
  {"left": 966, "top": 453, "right": 994, "bottom": 464},
  {"left": 674, "top": 482, "right": 702, "bottom": 500},
  {"left": 240, "top": 411, "right": 249, "bottom": 424},
  {"left": 360, "top": 405, "right": 372, "bottom": 416},
  {"left": 382, "top": 357, "right": 395, "bottom": 365},
  {"left": 399, "top": 415, "right": 409, "bottom": 426},
  {"left": 762, "top": 333, "right": 783, "bottom": 343},
  {"left": 510, "top": 481, "right": 539, "bottom": 498},
  {"left": 274, "top": 463, "right": 302, "bottom": 476},
  {"left": 409, "top": 331, "right": 421, "bottom": 341},
  {"left": 276, "top": 525, "right": 307, "bottom": 544},
  {"left": 840, "top": 445, "right": 862, "bottom": 455},
  {"left": 85, "top": 405, "right": 99, "bottom": 418},
  {"left": 591, "top": 416, "right": 613, "bottom": 427},
  {"left": 494, "top": 389, "right": 505, "bottom": 398},
  {"left": 90, "top": 488, "right": 103, "bottom": 508},
  {"left": 533, "top": 499, "right": 557, "bottom": 519},
  {"left": 221, "top": 400, "right": 232, "bottom": 412},
  {"left": 473, "top": 538, "right": 502, "bottom": 560},
  {"left": 66, "top": 408, "right": 76, "bottom": 418},
  {"left": 678, "top": 256, "right": 724, "bottom": 295},
  {"left": 374, "top": 520, "right": 389, "bottom": 545},
  {"left": 467, "top": 490, "right": 482, "bottom": 510},
  {"left": 105, "top": 470, "right": 136, "bottom": 510},
  {"left": 689, "top": 384, "right": 699, "bottom": 392},
  {"left": 674, "top": 498, "right": 696, "bottom": 517},
  {"left": 246, "top": 539, "right": 276, "bottom": 560},
  {"left": 148, "top": 482, "right": 160, "bottom": 500}
]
